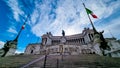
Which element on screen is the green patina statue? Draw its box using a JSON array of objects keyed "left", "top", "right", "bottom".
[
  {"left": 0, "top": 40, "right": 17, "bottom": 57},
  {"left": 94, "top": 31, "right": 111, "bottom": 56}
]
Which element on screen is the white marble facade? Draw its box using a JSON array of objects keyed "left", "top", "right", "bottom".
[
  {"left": 25, "top": 43, "right": 40, "bottom": 54},
  {"left": 104, "top": 38, "right": 120, "bottom": 57},
  {"left": 25, "top": 28, "right": 95, "bottom": 55},
  {"left": 24, "top": 28, "right": 120, "bottom": 57}
]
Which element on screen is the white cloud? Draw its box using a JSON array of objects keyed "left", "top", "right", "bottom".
[
  {"left": 7, "top": 28, "right": 18, "bottom": 34},
  {"left": 6, "top": 0, "right": 24, "bottom": 21},
  {"left": 15, "top": 50, "right": 23, "bottom": 54},
  {"left": 30, "top": 9, "right": 39, "bottom": 25},
  {"left": 4, "top": 0, "right": 120, "bottom": 37},
  {"left": 0, "top": 41, "right": 5, "bottom": 49},
  {"left": 30, "top": 0, "right": 83, "bottom": 36},
  {"left": 83, "top": 1, "right": 120, "bottom": 22},
  {"left": 97, "top": 17, "right": 120, "bottom": 39},
  {"left": 29, "top": 0, "right": 120, "bottom": 37}
]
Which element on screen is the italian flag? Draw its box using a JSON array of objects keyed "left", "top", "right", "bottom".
[
  {"left": 22, "top": 24, "right": 25, "bottom": 29},
  {"left": 85, "top": 8, "right": 98, "bottom": 18}
]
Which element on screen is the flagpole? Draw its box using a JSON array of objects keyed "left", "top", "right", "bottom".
[
  {"left": 14, "top": 15, "right": 30, "bottom": 41},
  {"left": 82, "top": 3, "right": 98, "bottom": 34}
]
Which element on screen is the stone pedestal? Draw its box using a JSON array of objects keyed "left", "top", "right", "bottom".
[
  {"left": 93, "top": 43, "right": 103, "bottom": 55},
  {"left": 5, "top": 48, "right": 16, "bottom": 56},
  {"left": 0, "top": 49, "right": 4, "bottom": 56}
]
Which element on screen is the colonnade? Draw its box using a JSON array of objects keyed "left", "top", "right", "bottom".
[
  {"left": 51, "top": 38, "right": 86, "bottom": 45},
  {"left": 66, "top": 38, "right": 85, "bottom": 45}
]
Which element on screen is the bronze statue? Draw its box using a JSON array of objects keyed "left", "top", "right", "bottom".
[{"left": 62, "top": 30, "right": 65, "bottom": 36}]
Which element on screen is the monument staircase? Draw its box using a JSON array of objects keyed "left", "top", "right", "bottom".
[
  {"left": 0, "top": 54, "right": 120, "bottom": 68},
  {"left": 26, "top": 54, "right": 120, "bottom": 68}
]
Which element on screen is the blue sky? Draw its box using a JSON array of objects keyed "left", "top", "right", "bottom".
[{"left": 0, "top": 0, "right": 120, "bottom": 53}]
